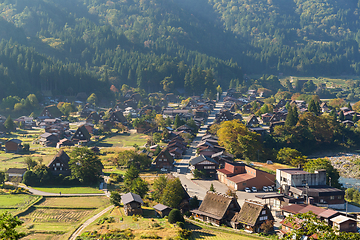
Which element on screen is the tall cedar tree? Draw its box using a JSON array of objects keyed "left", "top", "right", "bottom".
[
  {"left": 339, "top": 110, "right": 345, "bottom": 121},
  {"left": 161, "top": 178, "right": 184, "bottom": 208},
  {"left": 4, "top": 115, "right": 14, "bottom": 132},
  {"left": 285, "top": 107, "right": 295, "bottom": 126}
]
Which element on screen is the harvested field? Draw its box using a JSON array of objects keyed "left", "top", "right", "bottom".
[
  {"left": 27, "top": 208, "right": 93, "bottom": 223},
  {"left": 37, "top": 196, "right": 109, "bottom": 208}
]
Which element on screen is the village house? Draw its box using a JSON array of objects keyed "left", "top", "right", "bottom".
[
  {"left": 121, "top": 192, "right": 143, "bottom": 216},
  {"left": 231, "top": 200, "right": 274, "bottom": 233},
  {"left": 276, "top": 168, "right": 345, "bottom": 209},
  {"left": 14, "top": 116, "right": 35, "bottom": 129},
  {"left": 47, "top": 150, "right": 71, "bottom": 176},
  {"left": 217, "top": 162, "right": 275, "bottom": 191},
  {"left": 190, "top": 155, "right": 219, "bottom": 179},
  {"left": 211, "top": 151, "right": 234, "bottom": 168},
  {"left": 71, "top": 125, "right": 91, "bottom": 144},
  {"left": 153, "top": 149, "right": 174, "bottom": 170},
  {"left": 39, "top": 132, "right": 59, "bottom": 147},
  {"left": 191, "top": 191, "right": 241, "bottom": 226},
  {"left": 246, "top": 115, "right": 260, "bottom": 127},
  {"left": 5, "top": 139, "right": 22, "bottom": 153},
  {"left": 153, "top": 204, "right": 172, "bottom": 217},
  {"left": 109, "top": 111, "right": 127, "bottom": 124},
  {"left": 39, "top": 105, "right": 63, "bottom": 119},
  {"left": 261, "top": 113, "right": 273, "bottom": 123},
  {"left": 330, "top": 215, "right": 357, "bottom": 232}
]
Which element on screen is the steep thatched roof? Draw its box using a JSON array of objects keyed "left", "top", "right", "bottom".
[
  {"left": 231, "top": 200, "right": 268, "bottom": 226},
  {"left": 192, "top": 191, "right": 239, "bottom": 220},
  {"left": 48, "top": 150, "right": 70, "bottom": 168}
]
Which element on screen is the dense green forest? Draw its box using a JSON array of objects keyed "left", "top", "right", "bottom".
[{"left": 1, "top": 0, "right": 360, "bottom": 98}]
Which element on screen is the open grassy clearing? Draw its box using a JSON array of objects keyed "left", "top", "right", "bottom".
[
  {"left": 252, "top": 161, "right": 292, "bottom": 174},
  {"left": 92, "top": 132, "right": 148, "bottom": 148},
  {"left": 37, "top": 196, "right": 110, "bottom": 208},
  {"left": 32, "top": 186, "right": 103, "bottom": 194}
]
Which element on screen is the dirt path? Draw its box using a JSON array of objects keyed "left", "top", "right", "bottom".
[{"left": 69, "top": 205, "right": 114, "bottom": 240}]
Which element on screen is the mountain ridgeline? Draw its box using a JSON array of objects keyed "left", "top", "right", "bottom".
[{"left": 0, "top": 0, "right": 360, "bottom": 97}]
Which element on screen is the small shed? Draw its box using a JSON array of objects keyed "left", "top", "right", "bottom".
[
  {"left": 330, "top": 215, "right": 357, "bottom": 232},
  {"left": 5, "top": 139, "right": 22, "bottom": 153},
  {"left": 153, "top": 204, "right": 172, "bottom": 217},
  {"left": 7, "top": 168, "right": 27, "bottom": 181},
  {"left": 121, "top": 192, "right": 144, "bottom": 216}
]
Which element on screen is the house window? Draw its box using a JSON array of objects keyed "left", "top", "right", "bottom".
[
  {"left": 338, "top": 195, "right": 342, "bottom": 199},
  {"left": 159, "top": 159, "right": 162, "bottom": 161},
  {"left": 54, "top": 167, "right": 57, "bottom": 171},
  {"left": 259, "top": 216, "right": 268, "bottom": 221},
  {"left": 320, "top": 199, "right": 324, "bottom": 203},
  {"left": 164, "top": 159, "right": 167, "bottom": 161},
  {"left": 56, "top": 163, "right": 60, "bottom": 166},
  {"left": 262, "top": 210, "right": 266, "bottom": 215},
  {"left": 330, "top": 196, "right": 335, "bottom": 200}
]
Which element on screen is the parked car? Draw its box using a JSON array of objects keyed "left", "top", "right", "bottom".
[
  {"left": 267, "top": 186, "right": 273, "bottom": 192},
  {"left": 262, "top": 186, "right": 268, "bottom": 192},
  {"left": 245, "top": 187, "right": 251, "bottom": 193},
  {"left": 251, "top": 187, "right": 257, "bottom": 192}
]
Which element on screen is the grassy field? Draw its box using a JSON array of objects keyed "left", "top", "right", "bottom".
[
  {"left": 92, "top": 132, "right": 148, "bottom": 148},
  {"left": 279, "top": 75, "right": 360, "bottom": 88},
  {"left": 81, "top": 207, "right": 263, "bottom": 240},
  {"left": 19, "top": 196, "right": 110, "bottom": 240},
  {"left": 32, "top": 186, "right": 103, "bottom": 194},
  {"left": 0, "top": 194, "right": 40, "bottom": 214}
]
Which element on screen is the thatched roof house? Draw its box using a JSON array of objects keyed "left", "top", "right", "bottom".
[
  {"left": 231, "top": 200, "right": 274, "bottom": 233},
  {"left": 191, "top": 191, "right": 240, "bottom": 226}
]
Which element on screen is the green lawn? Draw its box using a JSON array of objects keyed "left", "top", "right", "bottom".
[{"left": 32, "top": 186, "right": 103, "bottom": 194}]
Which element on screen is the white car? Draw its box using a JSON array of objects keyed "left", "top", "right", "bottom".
[
  {"left": 245, "top": 187, "right": 251, "bottom": 193},
  {"left": 251, "top": 187, "right": 257, "bottom": 192},
  {"left": 268, "top": 186, "right": 273, "bottom": 192},
  {"left": 262, "top": 186, "right": 268, "bottom": 192}
]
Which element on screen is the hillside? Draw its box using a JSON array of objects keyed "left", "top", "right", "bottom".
[{"left": 0, "top": 0, "right": 360, "bottom": 97}]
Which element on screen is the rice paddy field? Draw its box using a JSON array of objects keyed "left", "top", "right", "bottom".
[{"left": 19, "top": 196, "right": 111, "bottom": 240}]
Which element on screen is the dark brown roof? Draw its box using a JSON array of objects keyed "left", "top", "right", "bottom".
[
  {"left": 48, "top": 150, "right": 70, "bottom": 168},
  {"left": 7, "top": 168, "right": 27, "bottom": 174},
  {"left": 154, "top": 149, "right": 174, "bottom": 164},
  {"left": 281, "top": 204, "right": 307, "bottom": 214},
  {"left": 231, "top": 200, "right": 268, "bottom": 226},
  {"left": 195, "top": 191, "right": 237, "bottom": 220}
]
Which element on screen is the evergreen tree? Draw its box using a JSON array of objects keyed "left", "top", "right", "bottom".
[
  {"left": 209, "top": 183, "right": 216, "bottom": 192},
  {"left": 4, "top": 115, "right": 14, "bottom": 132},
  {"left": 347, "top": 102, "right": 352, "bottom": 110},
  {"left": 339, "top": 110, "right": 345, "bottom": 121},
  {"left": 353, "top": 114, "right": 358, "bottom": 123},
  {"left": 308, "top": 99, "right": 320, "bottom": 115},
  {"left": 285, "top": 107, "right": 296, "bottom": 126},
  {"left": 293, "top": 106, "right": 299, "bottom": 123}
]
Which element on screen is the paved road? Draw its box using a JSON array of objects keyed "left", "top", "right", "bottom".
[{"left": 69, "top": 205, "right": 114, "bottom": 240}]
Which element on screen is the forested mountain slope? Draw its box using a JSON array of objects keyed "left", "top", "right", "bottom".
[{"left": 0, "top": 0, "right": 360, "bottom": 97}]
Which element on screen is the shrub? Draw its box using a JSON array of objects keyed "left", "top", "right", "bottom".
[
  {"left": 178, "top": 229, "right": 192, "bottom": 239},
  {"left": 176, "top": 221, "right": 185, "bottom": 229},
  {"left": 168, "top": 209, "right": 184, "bottom": 224}
]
